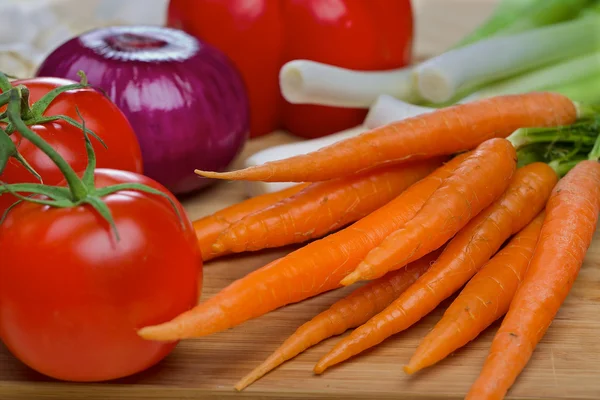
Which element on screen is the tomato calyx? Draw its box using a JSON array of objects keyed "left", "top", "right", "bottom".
[
  {"left": 1, "top": 71, "right": 106, "bottom": 145},
  {"left": 0, "top": 85, "right": 41, "bottom": 180},
  {"left": 0, "top": 71, "right": 110, "bottom": 182},
  {"left": 0, "top": 85, "right": 183, "bottom": 240},
  {"left": 0, "top": 123, "right": 39, "bottom": 180}
]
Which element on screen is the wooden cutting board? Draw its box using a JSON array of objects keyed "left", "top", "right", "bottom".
[
  {"left": 3, "top": 131, "right": 600, "bottom": 400},
  {"left": 4, "top": 1, "right": 600, "bottom": 399}
]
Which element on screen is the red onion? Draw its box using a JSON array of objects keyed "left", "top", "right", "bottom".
[{"left": 36, "top": 26, "right": 249, "bottom": 195}]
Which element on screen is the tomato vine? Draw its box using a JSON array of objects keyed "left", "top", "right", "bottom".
[{"left": 0, "top": 71, "right": 182, "bottom": 240}]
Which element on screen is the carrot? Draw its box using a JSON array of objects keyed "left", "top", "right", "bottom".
[
  {"left": 466, "top": 160, "right": 600, "bottom": 400},
  {"left": 193, "top": 183, "right": 309, "bottom": 261},
  {"left": 314, "top": 161, "right": 558, "bottom": 374},
  {"left": 234, "top": 249, "right": 442, "bottom": 391},
  {"left": 341, "top": 138, "right": 518, "bottom": 286},
  {"left": 195, "top": 92, "right": 577, "bottom": 183},
  {"left": 404, "top": 212, "right": 545, "bottom": 375},
  {"left": 137, "top": 154, "right": 470, "bottom": 341},
  {"left": 212, "top": 161, "right": 444, "bottom": 255}
]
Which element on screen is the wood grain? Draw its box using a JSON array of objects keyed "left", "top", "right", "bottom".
[
  {"left": 3, "top": 130, "right": 600, "bottom": 400},
  {"left": 5, "top": 1, "right": 600, "bottom": 399}
]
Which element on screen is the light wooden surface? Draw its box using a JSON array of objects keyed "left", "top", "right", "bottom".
[
  {"left": 9, "top": 1, "right": 600, "bottom": 399},
  {"left": 3, "top": 131, "right": 600, "bottom": 400}
]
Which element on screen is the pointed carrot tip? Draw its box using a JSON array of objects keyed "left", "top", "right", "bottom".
[
  {"left": 234, "top": 372, "right": 259, "bottom": 391},
  {"left": 137, "top": 323, "right": 179, "bottom": 342},
  {"left": 314, "top": 354, "right": 336, "bottom": 374},
  {"left": 340, "top": 272, "right": 360, "bottom": 286},
  {"left": 403, "top": 364, "right": 417, "bottom": 375},
  {"left": 194, "top": 169, "right": 230, "bottom": 179}
]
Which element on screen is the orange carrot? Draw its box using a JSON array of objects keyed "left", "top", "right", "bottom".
[
  {"left": 404, "top": 212, "right": 545, "bottom": 375},
  {"left": 137, "top": 154, "right": 470, "bottom": 341},
  {"left": 341, "top": 138, "right": 518, "bottom": 286},
  {"left": 195, "top": 92, "right": 577, "bottom": 183},
  {"left": 193, "top": 183, "right": 309, "bottom": 261},
  {"left": 466, "top": 160, "right": 600, "bottom": 400},
  {"left": 314, "top": 161, "right": 558, "bottom": 374},
  {"left": 213, "top": 161, "right": 444, "bottom": 255},
  {"left": 235, "top": 249, "right": 442, "bottom": 391}
]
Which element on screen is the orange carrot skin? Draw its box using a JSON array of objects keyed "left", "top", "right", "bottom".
[
  {"left": 315, "top": 161, "right": 557, "bottom": 374},
  {"left": 466, "top": 160, "right": 600, "bottom": 400},
  {"left": 234, "top": 249, "right": 441, "bottom": 391},
  {"left": 196, "top": 92, "right": 577, "bottom": 183},
  {"left": 404, "top": 212, "right": 545, "bottom": 375},
  {"left": 342, "top": 138, "right": 518, "bottom": 285},
  {"left": 137, "top": 154, "right": 470, "bottom": 341},
  {"left": 193, "top": 183, "right": 309, "bottom": 260},
  {"left": 213, "top": 161, "right": 444, "bottom": 254}
]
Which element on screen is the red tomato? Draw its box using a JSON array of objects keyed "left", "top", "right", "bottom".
[
  {"left": 0, "top": 77, "right": 143, "bottom": 214},
  {"left": 0, "top": 169, "right": 201, "bottom": 382},
  {"left": 167, "top": 0, "right": 284, "bottom": 138},
  {"left": 167, "top": 0, "right": 414, "bottom": 138}
]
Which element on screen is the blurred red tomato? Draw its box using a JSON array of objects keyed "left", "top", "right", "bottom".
[{"left": 167, "top": 0, "right": 414, "bottom": 138}]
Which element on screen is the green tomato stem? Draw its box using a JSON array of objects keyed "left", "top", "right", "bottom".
[
  {"left": 17, "top": 86, "right": 34, "bottom": 121},
  {"left": 7, "top": 88, "right": 88, "bottom": 201},
  {"left": 0, "top": 126, "right": 41, "bottom": 180},
  {"left": 36, "top": 115, "right": 106, "bottom": 148},
  {"left": 0, "top": 71, "right": 12, "bottom": 93},
  {"left": 29, "top": 71, "right": 89, "bottom": 118},
  {"left": 0, "top": 182, "right": 71, "bottom": 199},
  {"left": 0, "top": 69, "right": 184, "bottom": 243},
  {"left": 75, "top": 107, "right": 97, "bottom": 188},
  {"left": 0, "top": 91, "right": 11, "bottom": 108}
]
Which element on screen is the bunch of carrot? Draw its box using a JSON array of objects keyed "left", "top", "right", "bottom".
[{"left": 139, "top": 92, "right": 600, "bottom": 399}]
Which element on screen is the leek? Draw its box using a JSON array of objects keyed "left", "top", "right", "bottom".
[
  {"left": 549, "top": 75, "right": 600, "bottom": 104},
  {"left": 242, "top": 125, "right": 366, "bottom": 195},
  {"left": 488, "top": 0, "right": 595, "bottom": 36},
  {"left": 363, "top": 95, "right": 433, "bottom": 129},
  {"left": 452, "top": 0, "right": 538, "bottom": 47},
  {"left": 279, "top": 60, "right": 421, "bottom": 108},
  {"left": 453, "top": 0, "right": 593, "bottom": 48},
  {"left": 415, "top": 13, "right": 600, "bottom": 103},
  {"left": 460, "top": 51, "right": 600, "bottom": 102},
  {"left": 279, "top": 0, "right": 598, "bottom": 109}
]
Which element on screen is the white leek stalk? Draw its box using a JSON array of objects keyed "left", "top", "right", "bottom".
[
  {"left": 277, "top": 0, "right": 592, "bottom": 110},
  {"left": 415, "top": 13, "right": 600, "bottom": 104},
  {"left": 460, "top": 51, "right": 600, "bottom": 102},
  {"left": 364, "top": 95, "right": 433, "bottom": 129},
  {"left": 243, "top": 125, "right": 367, "bottom": 196},
  {"left": 279, "top": 60, "right": 421, "bottom": 108},
  {"left": 243, "top": 96, "right": 433, "bottom": 196}
]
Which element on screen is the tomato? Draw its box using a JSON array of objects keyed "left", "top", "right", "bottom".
[
  {"left": 0, "top": 169, "right": 201, "bottom": 382},
  {"left": 278, "top": 0, "right": 414, "bottom": 139},
  {"left": 167, "top": 0, "right": 414, "bottom": 138},
  {"left": 0, "top": 77, "right": 143, "bottom": 214}
]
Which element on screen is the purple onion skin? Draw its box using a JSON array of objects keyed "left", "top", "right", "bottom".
[{"left": 36, "top": 26, "right": 250, "bottom": 195}]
